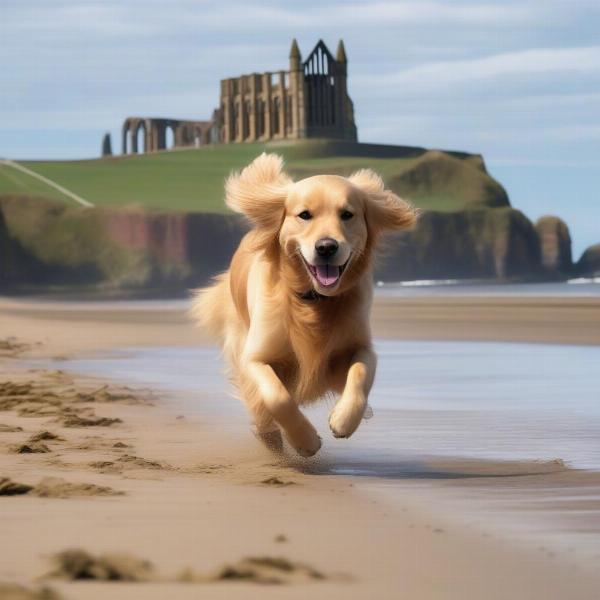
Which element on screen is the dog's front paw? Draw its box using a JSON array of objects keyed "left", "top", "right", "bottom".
[
  {"left": 295, "top": 436, "right": 322, "bottom": 458},
  {"left": 329, "top": 401, "right": 367, "bottom": 439},
  {"left": 286, "top": 425, "right": 322, "bottom": 457}
]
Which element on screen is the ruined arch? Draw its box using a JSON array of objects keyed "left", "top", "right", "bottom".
[
  {"left": 135, "top": 121, "right": 146, "bottom": 153},
  {"left": 165, "top": 124, "right": 175, "bottom": 149},
  {"left": 122, "top": 117, "right": 216, "bottom": 153}
]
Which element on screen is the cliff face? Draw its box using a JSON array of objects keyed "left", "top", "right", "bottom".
[
  {"left": 0, "top": 210, "right": 22, "bottom": 285},
  {"left": 0, "top": 195, "right": 568, "bottom": 295},
  {"left": 0, "top": 208, "right": 46, "bottom": 286},
  {"left": 0, "top": 196, "right": 247, "bottom": 293},
  {"left": 103, "top": 210, "right": 246, "bottom": 284},
  {"left": 376, "top": 208, "right": 542, "bottom": 281}
]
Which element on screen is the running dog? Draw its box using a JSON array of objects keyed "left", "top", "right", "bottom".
[{"left": 192, "top": 153, "right": 416, "bottom": 456}]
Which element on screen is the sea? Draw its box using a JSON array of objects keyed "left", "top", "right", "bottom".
[{"left": 30, "top": 279, "right": 600, "bottom": 562}]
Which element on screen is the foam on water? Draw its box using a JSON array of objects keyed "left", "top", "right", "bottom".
[{"left": 375, "top": 279, "right": 600, "bottom": 297}]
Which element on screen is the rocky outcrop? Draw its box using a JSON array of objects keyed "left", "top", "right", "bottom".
[
  {"left": 535, "top": 216, "right": 572, "bottom": 277},
  {"left": 377, "top": 208, "right": 542, "bottom": 281},
  {"left": 575, "top": 244, "right": 600, "bottom": 277},
  {"left": 388, "top": 151, "right": 510, "bottom": 210}
]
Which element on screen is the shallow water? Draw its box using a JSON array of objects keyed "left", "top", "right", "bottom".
[
  {"left": 375, "top": 278, "right": 600, "bottom": 297},
  {"left": 54, "top": 340, "right": 600, "bottom": 472},
  {"left": 45, "top": 338, "right": 600, "bottom": 563}
]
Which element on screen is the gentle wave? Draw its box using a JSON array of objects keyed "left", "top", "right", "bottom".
[
  {"left": 567, "top": 277, "right": 600, "bottom": 284},
  {"left": 376, "top": 279, "right": 461, "bottom": 287}
]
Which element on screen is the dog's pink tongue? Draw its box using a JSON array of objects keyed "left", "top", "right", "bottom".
[{"left": 315, "top": 264, "right": 340, "bottom": 287}]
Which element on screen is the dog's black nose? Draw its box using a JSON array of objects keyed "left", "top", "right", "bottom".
[{"left": 315, "top": 238, "right": 339, "bottom": 258}]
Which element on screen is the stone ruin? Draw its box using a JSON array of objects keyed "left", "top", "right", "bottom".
[{"left": 119, "top": 39, "right": 357, "bottom": 155}]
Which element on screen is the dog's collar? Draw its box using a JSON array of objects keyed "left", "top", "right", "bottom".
[{"left": 297, "top": 289, "right": 329, "bottom": 301}]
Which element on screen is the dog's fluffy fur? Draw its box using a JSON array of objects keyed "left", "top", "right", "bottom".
[{"left": 191, "top": 153, "right": 415, "bottom": 456}]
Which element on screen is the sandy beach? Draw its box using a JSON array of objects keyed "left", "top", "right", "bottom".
[{"left": 1, "top": 295, "right": 600, "bottom": 599}]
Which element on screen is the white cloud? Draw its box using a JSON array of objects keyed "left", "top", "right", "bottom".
[{"left": 355, "top": 46, "right": 600, "bottom": 93}]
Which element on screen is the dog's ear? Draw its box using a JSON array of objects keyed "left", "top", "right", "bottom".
[
  {"left": 225, "top": 153, "right": 292, "bottom": 230},
  {"left": 349, "top": 169, "right": 417, "bottom": 233}
]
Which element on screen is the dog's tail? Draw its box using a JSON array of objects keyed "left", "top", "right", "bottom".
[{"left": 189, "top": 273, "right": 230, "bottom": 341}]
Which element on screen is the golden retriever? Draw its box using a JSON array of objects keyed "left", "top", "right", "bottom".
[{"left": 191, "top": 153, "right": 415, "bottom": 456}]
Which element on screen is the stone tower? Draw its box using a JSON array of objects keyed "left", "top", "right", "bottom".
[{"left": 218, "top": 39, "right": 357, "bottom": 143}]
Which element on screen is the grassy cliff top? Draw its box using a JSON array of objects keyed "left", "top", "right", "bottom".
[{"left": 0, "top": 140, "right": 509, "bottom": 213}]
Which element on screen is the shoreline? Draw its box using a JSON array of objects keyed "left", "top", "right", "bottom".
[
  {"left": 1, "top": 298, "right": 600, "bottom": 598},
  {"left": 1, "top": 294, "right": 599, "bottom": 353}
]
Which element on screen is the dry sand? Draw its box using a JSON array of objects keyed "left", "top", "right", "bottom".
[{"left": 1, "top": 296, "right": 600, "bottom": 599}]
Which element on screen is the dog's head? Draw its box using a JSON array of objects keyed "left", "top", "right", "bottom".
[{"left": 226, "top": 153, "right": 416, "bottom": 296}]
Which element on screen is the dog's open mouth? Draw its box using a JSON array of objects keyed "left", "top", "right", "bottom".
[{"left": 303, "top": 258, "right": 350, "bottom": 288}]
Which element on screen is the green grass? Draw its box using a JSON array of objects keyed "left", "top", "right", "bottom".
[{"left": 0, "top": 140, "right": 508, "bottom": 213}]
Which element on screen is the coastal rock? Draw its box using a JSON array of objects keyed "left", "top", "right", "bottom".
[
  {"left": 535, "top": 216, "right": 572, "bottom": 276},
  {"left": 378, "top": 208, "right": 541, "bottom": 281},
  {"left": 575, "top": 243, "right": 600, "bottom": 277},
  {"left": 0, "top": 195, "right": 548, "bottom": 292}
]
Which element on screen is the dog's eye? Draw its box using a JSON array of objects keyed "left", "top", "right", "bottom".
[
  {"left": 340, "top": 210, "right": 354, "bottom": 221},
  {"left": 298, "top": 210, "right": 312, "bottom": 220}
]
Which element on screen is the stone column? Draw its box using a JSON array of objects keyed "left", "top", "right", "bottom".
[
  {"left": 247, "top": 76, "right": 254, "bottom": 141},
  {"left": 147, "top": 121, "right": 156, "bottom": 152},
  {"left": 220, "top": 80, "right": 231, "bottom": 143},
  {"left": 122, "top": 121, "right": 129, "bottom": 154},
  {"left": 289, "top": 39, "right": 303, "bottom": 139},
  {"left": 262, "top": 73, "right": 271, "bottom": 140},
  {"left": 131, "top": 121, "right": 138, "bottom": 153},
  {"left": 278, "top": 72, "right": 286, "bottom": 139}
]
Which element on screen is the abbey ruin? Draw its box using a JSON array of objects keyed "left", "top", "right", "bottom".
[{"left": 121, "top": 39, "right": 357, "bottom": 154}]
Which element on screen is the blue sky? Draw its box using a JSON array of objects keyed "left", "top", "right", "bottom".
[{"left": 1, "top": 0, "right": 598, "bottom": 257}]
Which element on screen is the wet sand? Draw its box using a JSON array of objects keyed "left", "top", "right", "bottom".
[
  {"left": 1, "top": 293, "right": 599, "bottom": 354},
  {"left": 372, "top": 295, "right": 600, "bottom": 345},
  {"left": 1, "top": 296, "right": 600, "bottom": 599}
]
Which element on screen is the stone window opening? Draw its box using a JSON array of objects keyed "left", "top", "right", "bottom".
[{"left": 272, "top": 97, "right": 281, "bottom": 135}]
